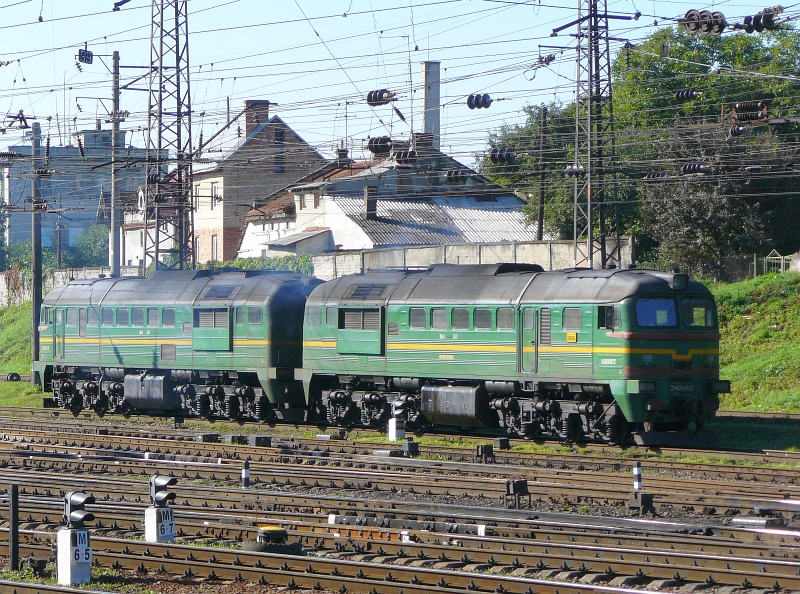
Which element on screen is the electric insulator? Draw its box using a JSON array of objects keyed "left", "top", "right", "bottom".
[
  {"left": 735, "top": 100, "right": 766, "bottom": 112},
  {"left": 675, "top": 89, "right": 701, "bottom": 101},
  {"left": 742, "top": 9, "right": 778, "bottom": 33},
  {"left": 682, "top": 163, "right": 708, "bottom": 174},
  {"left": 467, "top": 93, "right": 492, "bottom": 109},
  {"left": 489, "top": 148, "right": 516, "bottom": 164},
  {"left": 446, "top": 169, "right": 472, "bottom": 182},
  {"left": 367, "top": 136, "right": 392, "bottom": 155},
  {"left": 154, "top": 194, "right": 168, "bottom": 203},
  {"left": 76, "top": 137, "right": 85, "bottom": 158},
  {"left": 644, "top": 172, "right": 668, "bottom": 179},
  {"left": 736, "top": 111, "right": 766, "bottom": 122},
  {"left": 683, "top": 9, "right": 701, "bottom": 32},
  {"left": 394, "top": 150, "right": 416, "bottom": 164},
  {"left": 729, "top": 126, "right": 748, "bottom": 136},
  {"left": 683, "top": 9, "right": 726, "bottom": 35},
  {"left": 366, "top": 89, "right": 394, "bottom": 107},
  {"left": 563, "top": 165, "right": 586, "bottom": 178},
  {"left": 45, "top": 136, "right": 50, "bottom": 160},
  {"left": 745, "top": 166, "right": 763, "bottom": 173},
  {"left": 147, "top": 174, "right": 160, "bottom": 185}
]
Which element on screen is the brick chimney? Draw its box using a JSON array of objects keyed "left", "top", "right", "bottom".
[
  {"left": 244, "top": 100, "right": 271, "bottom": 137},
  {"left": 363, "top": 186, "right": 378, "bottom": 220}
]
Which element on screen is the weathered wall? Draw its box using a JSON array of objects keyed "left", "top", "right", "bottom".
[
  {"left": 1, "top": 239, "right": 632, "bottom": 304},
  {"left": 310, "top": 238, "right": 634, "bottom": 281},
  {"left": 1, "top": 266, "right": 141, "bottom": 306}
]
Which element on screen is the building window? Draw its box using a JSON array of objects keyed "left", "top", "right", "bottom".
[
  {"left": 211, "top": 182, "right": 219, "bottom": 209},
  {"left": 261, "top": 249, "right": 267, "bottom": 257},
  {"left": 211, "top": 235, "right": 218, "bottom": 261},
  {"left": 274, "top": 151, "right": 284, "bottom": 174},
  {"left": 275, "top": 128, "right": 285, "bottom": 144}
]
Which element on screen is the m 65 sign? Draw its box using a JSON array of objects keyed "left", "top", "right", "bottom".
[{"left": 71, "top": 529, "right": 92, "bottom": 564}]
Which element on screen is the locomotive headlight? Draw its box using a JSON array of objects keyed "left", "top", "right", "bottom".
[{"left": 639, "top": 381, "right": 657, "bottom": 393}]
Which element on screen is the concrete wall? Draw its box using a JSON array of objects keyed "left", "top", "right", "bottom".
[
  {"left": 1, "top": 238, "right": 632, "bottom": 304},
  {"left": 311, "top": 238, "right": 634, "bottom": 281},
  {"left": 1, "top": 265, "right": 141, "bottom": 306}
]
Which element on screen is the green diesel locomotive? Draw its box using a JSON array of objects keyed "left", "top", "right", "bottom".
[
  {"left": 35, "top": 269, "right": 322, "bottom": 423},
  {"left": 301, "top": 264, "right": 729, "bottom": 443},
  {"left": 33, "top": 263, "right": 729, "bottom": 444}
]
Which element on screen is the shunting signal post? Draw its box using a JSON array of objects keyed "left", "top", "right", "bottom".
[
  {"left": 145, "top": 474, "right": 178, "bottom": 542},
  {"left": 57, "top": 491, "right": 95, "bottom": 586}
]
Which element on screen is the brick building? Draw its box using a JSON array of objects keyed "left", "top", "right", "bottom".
[
  {"left": 191, "top": 100, "right": 327, "bottom": 263},
  {"left": 122, "top": 100, "right": 328, "bottom": 266}
]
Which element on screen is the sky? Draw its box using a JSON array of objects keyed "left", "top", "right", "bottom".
[{"left": 0, "top": 0, "right": 786, "bottom": 165}]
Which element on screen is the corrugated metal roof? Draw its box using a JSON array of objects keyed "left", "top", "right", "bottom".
[
  {"left": 267, "top": 229, "right": 331, "bottom": 247},
  {"left": 333, "top": 195, "right": 540, "bottom": 247}
]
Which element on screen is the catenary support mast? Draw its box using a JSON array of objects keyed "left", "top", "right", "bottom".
[{"left": 144, "top": 0, "right": 194, "bottom": 271}]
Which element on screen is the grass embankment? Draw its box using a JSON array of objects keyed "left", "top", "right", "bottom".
[
  {"left": 0, "top": 272, "right": 799, "bottom": 415},
  {"left": 0, "top": 302, "right": 42, "bottom": 405},
  {"left": 712, "top": 272, "right": 800, "bottom": 412}
]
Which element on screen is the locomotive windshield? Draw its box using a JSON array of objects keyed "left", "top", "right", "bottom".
[
  {"left": 635, "top": 298, "right": 677, "bottom": 327},
  {"left": 681, "top": 297, "right": 716, "bottom": 328}
]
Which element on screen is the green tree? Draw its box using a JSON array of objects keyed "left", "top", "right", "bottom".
[
  {"left": 483, "top": 25, "right": 800, "bottom": 279},
  {"left": 65, "top": 224, "right": 110, "bottom": 268},
  {"left": 612, "top": 26, "right": 800, "bottom": 277},
  {"left": 479, "top": 102, "right": 576, "bottom": 239}
]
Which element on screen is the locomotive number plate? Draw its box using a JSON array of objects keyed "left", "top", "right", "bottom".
[{"left": 669, "top": 382, "right": 695, "bottom": 393}]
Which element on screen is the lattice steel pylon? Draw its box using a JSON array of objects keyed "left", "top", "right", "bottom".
[
  {"left": 144, "top": 0, "right": 194, "bottom": 271},
  {"left": 568, "top": 0, "right": 626, "bottom": 269}
]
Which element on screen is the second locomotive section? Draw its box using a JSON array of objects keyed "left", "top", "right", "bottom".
[{"left": 300, "top": 263, "right": 728, "bottom": 442}]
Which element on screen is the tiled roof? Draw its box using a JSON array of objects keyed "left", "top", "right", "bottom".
[
  {"left": 334, "top": 195, "right": 539, "bottom": 247},
  {"left": 245, "top": 193, "right": 295, "bottom": 221}
]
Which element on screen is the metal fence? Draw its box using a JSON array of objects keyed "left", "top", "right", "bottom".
[{"left": 754, "top": 250, "right": 795, "bottom": 277}]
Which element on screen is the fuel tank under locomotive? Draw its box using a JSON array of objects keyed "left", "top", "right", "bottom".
[{"left": 419, "top": 385, "right": 493, "bottom": 428}]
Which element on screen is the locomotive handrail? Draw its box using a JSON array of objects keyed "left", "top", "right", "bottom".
[{"left": 513, "top": 272, "right": 542, "bottom": 307}]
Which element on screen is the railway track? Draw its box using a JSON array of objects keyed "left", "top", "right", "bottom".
[{"left": 1, "top": 409, "right": 800, "bottom": 592}]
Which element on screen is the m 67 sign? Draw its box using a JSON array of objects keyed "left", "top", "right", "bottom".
[
  {"left": 145, "top": 505, "right": 175, "bottom": 542},
  {"left": 157, "top": 507, "right": 175, "bottom": 538}
]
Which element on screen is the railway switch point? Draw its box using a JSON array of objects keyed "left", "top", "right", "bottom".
[
  {"left": 628, "top": 491, "right": 656, "bottom": 516},
  {"left": 476, "top": 444, "right": 496, "bottom": 463},
  {"left": 248, "top": 435, "right": 272, "bottom": 447},
  {"left": 504, "top": 479, "right": 531, "bottom": 509},
  {"left": 494, "top": 437, "right": 511, "bottom": 450},
  {"left": 196, "top": 433, "right": 220, "bottom": 443},
  {"left": 403, "top": 439, "right": 420, "bottom": 457},
  {"left": 171, "top": 416, "right": 183, "bottom": 428},
  {"left": 223, "top": 434, "right": 248, "bottom": 445}
]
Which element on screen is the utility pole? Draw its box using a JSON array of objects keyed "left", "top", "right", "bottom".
[
  {"left": 31, "top": 122, "right": 42, "bottom": 387},
  {"left": 110, "top": 50, "right": 121, "bottom": 277},
  {"left": 536, "top": 107, "right": 547, "bottom": 241}
]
